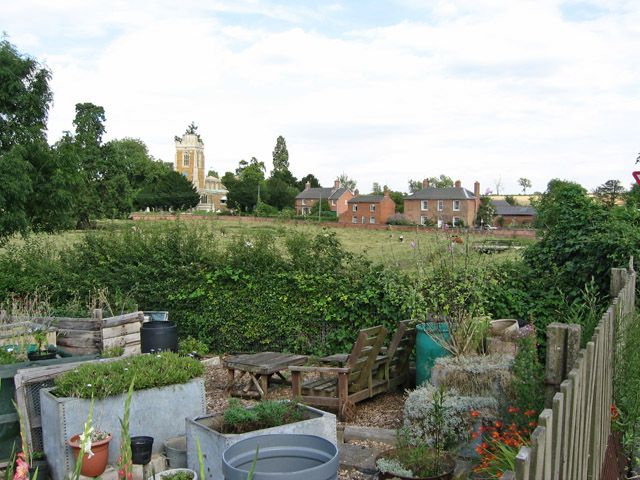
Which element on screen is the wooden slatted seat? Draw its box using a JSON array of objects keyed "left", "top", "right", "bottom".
[
  {"left": 290, "top": 325, "right": 388, "bottom": 420},
  {"left": 384, "top": 319, "right": 416, "bottom": 391}
]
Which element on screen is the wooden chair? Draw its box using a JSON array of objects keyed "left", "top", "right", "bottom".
[
  {"left": 289, "top": 325, "right": 388, "bottom": 420},
  {"left": 384, "top": 319, "right": 416, "bottom": 391}
]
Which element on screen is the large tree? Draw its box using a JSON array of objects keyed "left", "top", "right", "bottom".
[
  {"left": 135, "top": 168, "right": 199, "bottom": 211},
  {"left": 337, "top": 173, "right": 357, "bottom": 191},
  {"left": 428, "top": 174, "right": 454, "bottom": 188},
  {"left": 408, "top": 179, "right": 422, "bottom": 193},
  {"left": 476, "top": 196, "right": 496, "bottom": 227},
  {"left": 272, "top": 135, "right": 289, "bottom": 173},
  {"left": 297, "top": 174, "right": 320, "bottom": 191},
  {"left": 518, "top": 177, "right": 532, "bottom": 194},
  {"left": 222, "top": 157, "right": 266, "bottom": 212},
  {"left": 593, "top": 179, "right": 625, "bottom": 208}
]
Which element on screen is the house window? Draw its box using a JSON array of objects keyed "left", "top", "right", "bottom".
[
  {"left": 370, "top": 204, "right": 376, "bottom": 213},
  {"left": 369, "top": 216, "right": 375, "bottom": 224},
  {"left": 331, "top": 200, "right": 336, "bottom": 206},
  {"left": 302, "top": 207, "right": 310, "bottom": 215},
  {"left": 421, "top": 200, "right": 428, "bottom": 211},
  {"left": 301, "top": 199, "right": 306, "bottom": 206},
  {"left": 452, "top": 216, "right": 460, "bottom": 226},
  {"left": 200, "top": 195, "right": 207, "bottom": 204},
  {"left": 183, "top": 152, "right": 190, "bottom": 166},
  {"left": 437, "top": 200, "right": 444, "bottom": 211},
  {"left": 361, "top": 216, "right": 366, "bottom": 224},
  {"left": 352, "top": 204, "right": 358, "bottom": 212},
  {"left": 420, "top": 216, "right": 428, "bottom": 225},
  {"left": 352, "top": 215, "right": 357, "bottom": 224},
  {"left": 453, "top": 200, "right": 460, "bottom": 211}
]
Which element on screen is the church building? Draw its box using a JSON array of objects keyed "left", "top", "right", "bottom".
[{"left": 174, "top": 129, "right": 228, "bottom": 212}]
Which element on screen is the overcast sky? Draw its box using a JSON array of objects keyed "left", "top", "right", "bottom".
[{"left": 3, "top": 0, "right": 639, "bottom": 194}]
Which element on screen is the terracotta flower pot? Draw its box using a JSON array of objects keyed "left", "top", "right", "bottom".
[{"left": 68, "top": 433, "right": 112, "bottom": 477}]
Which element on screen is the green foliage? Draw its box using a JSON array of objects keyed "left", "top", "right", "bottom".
[
  {"left": 504, "top": 195, "right": 516, "bottom": 206},
  {"left": 178, "top": 336, "right": 209, "bottom": 357},
  {"left": 427, "top": 175, "right": 454, "bottom": 188},
  {"left": 563, "top": 278, "right": 602, "bottom": 347},
  {"left": 525, "top": 179, "right": 640, "bottom": 301},
  {"left": 101, "top": 346, "right": 125, "bottom": 358},
  {"left": 53, "top": 352, "right": 204, "bottom": 399},
  {"left": 337, "top": 173, "right": 356, "bottom": 191},
  {"left": 272, "top": 136, "right": 289, "bottom": 173},
  {"left": 296, "top": 174, "right": 320, "bottom": 191},
  {"left": 408, "top": 179, "right": 423, "bottom": 193},
  {"left": 161, "top": 472, "right": 194, "bottom": 480},
  {"left": 0, "top": 348, "right": 20, "bottom": 365},
  {"left": 386, "top": 213, "right": 413, "bottom": 226},
  {"left": 614, "top": 310, "right": 640, "bottom": 470},
  {"left": 511, "top": 329, "right": 544, "bottom": 415},
  {"left": 222, "top": 157, "right": 266, "bottom": 212},
  {"left": 222, "top": 399, "right": 304, "bottom": 433},
  {"left": 518, "top": 178, "right": 532, "bottom": 194},
  {"left": 135, "top": 169, "right": 200, "bottom": 211},
  {"left": 593, "top": 179, "right": 625, "bottom": 208},
  {"left": 388, "top": 191, "right": 405, "bottom": 213},
  {"left": 476, "top": 196, "right": 496, "bottom": 227},
  {"left": 117, "top": 379, "right": 135, "bottom": 480},
  {"left": 309, "top": 199, "right": 331, "bottom": 215}
]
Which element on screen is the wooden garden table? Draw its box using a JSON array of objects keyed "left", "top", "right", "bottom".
[{"left": 224, "top": 351, "right": 308, "bottom": 399}]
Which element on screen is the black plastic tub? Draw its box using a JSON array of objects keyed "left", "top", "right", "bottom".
[
  {"left": 131, "top": 436, "right": 154, "bottom": 465},
  {"left": 140, "top": 321, "right": 178, "bottom": 353}
]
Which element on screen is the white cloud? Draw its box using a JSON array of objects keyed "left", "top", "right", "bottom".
[{"left": 3, "top": 0, "right": 640, "bottom": 194}]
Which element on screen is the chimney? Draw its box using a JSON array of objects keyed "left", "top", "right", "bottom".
[
  {"left": 422, "top": 178, "right": 429, "bottom": 189},
  {"left": 354, "top": 188, "right": 359, "bottom": 196},
  {"left": 334, "top": 179, "right": 340, "bottom": 189},
  {"left": 383, "top": 187, "right": 390, "bottom": 197},
  {"left": 305, "top": 181, "right": 310, "bottom": 190},
  {"left": 474, "top": 181, "right": 480, "bottom": 197},
  {"left": 455, "top": 180, "right": 461, "bottom": 188}
]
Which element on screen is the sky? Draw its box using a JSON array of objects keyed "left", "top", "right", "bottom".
[{"left": 3, "top": 0, "right": 640, "bottom": 194}]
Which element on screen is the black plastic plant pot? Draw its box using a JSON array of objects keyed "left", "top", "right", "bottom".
[{"left": 131, "top": 436, "right": 154, "bottom": 465}]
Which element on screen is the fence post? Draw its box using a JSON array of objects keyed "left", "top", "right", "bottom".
[
  {"left": 610, "top": 268, "right": 627, "bottom": 298},
  {"left": 545, "top": 323, "right": 581, "bottom": 407}
]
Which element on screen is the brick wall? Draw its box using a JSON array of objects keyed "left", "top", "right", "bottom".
[{"left": 404, "top": 198, "right": 476, "bottom": 226}]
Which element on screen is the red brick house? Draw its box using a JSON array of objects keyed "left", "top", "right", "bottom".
[
  {"left": 295, "top": 180, "right": 354, "bottom": 216},
  {"left": 339, "top": 190, "right": 396, "bottom": 225},
  {"left": 404, "top": 179, "right": 480, "bottom": 227}
]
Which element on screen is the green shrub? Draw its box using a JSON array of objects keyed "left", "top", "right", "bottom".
[
  {"left": 53, "top": 352, "right": 204, "bottom": 399},
  {"left": 510, "top": 326, "right": 544, "bottom": 415},
  {"left": 222, "top": 399, "right": 304, "bottom": 434},
  {"left": 178, "top": 336, "right": 209, "bottom": 357},
  {"left": 101, "top": 346, "right": 124, "bottom": 358}
]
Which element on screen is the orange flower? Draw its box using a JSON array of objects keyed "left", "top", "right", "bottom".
[
  {"left": 507, "top": 406, "right": 519, "bottom": 413},
  {"left": 528, "top": 421, "right": 537, "bottom": 427},
  {"left": 524, "top": 409, "right": 537, "bottom": 417},
  {"left": 471, "top": 410, "right": 480, "bottom": 418},
  {"left": 494, "top": 420, "right": 503, "bottom": 428}
]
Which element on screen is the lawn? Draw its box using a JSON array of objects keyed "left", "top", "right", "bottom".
[{"left": 1, "top": 216, "right": 533, "bottom": 272}]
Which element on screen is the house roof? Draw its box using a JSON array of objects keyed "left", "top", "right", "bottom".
[
  {"left": 491, "top": 200, "right": 537, "bottom": 216},
  {"left": 406, "top": 187, "right": 476, "bottom": 200},
  {"left": 296, "top": 187, "right": 348, "bottom": 200},
  {"left": 347, "top": 195, "right": 385, "bottom": 204}
]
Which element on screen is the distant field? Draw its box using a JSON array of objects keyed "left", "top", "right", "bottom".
[{"left": 2, "top": 217, "right": 535, "bottom": 271}]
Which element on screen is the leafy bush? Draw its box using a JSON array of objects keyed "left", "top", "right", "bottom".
[
  {"left": 222, "top": 399, "right": 304, "bottom": 434},
  {"left": 510, "top": 326, "right": 544, "bottom": 415},
  {"left": 404, "top": 383, "right": 498, "bottom": 450},
  {"left": 386, "top": 214, "right": 413, "bottom": 226},
  {"left": 178, "top": 336, "right": 209, "bottom": 357},
  {"left": 53, "top": 352, "right": 204, "bottom": 399}
]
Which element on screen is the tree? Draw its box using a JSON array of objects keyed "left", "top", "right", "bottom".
[
  {"left": 593, "top": 179, "right": 626, "bottom": 208},
  {"left": 0, "top": 38, "right": 52, "bottom": 155},
  {"left": 135, "top": 168, "right": 199, "bottom": 211},
  {"left": 337, "top": 173, "right": 356, "bottom": 191},
  {"left": 408, "top": 179, "right": 423, "bottom": 193},
  {"left": 310, "top": 198, "right": 331, "bottom": 216},
  {"left": 272, "top": 136, "right": 289, "bottom": 173},
  {"left": 626, "top": 184, "right": 640, "bottom": 208},
  {"left": 388, "top": 190, "right": 405, "bottom": 213},
  {"left": 494, "top": 177, "right": 504, "bottom": 195},
  {"left": 207, "top": 169, "right": 219, "bottom": 178},
  {"left": 264, "top": 176, "right": 298, "bottom": 210},
  {"left": 372, "top": 183, "right": 383, "bottom": 195},
  {"left": 428, "top": 175, "right": 454, "bottom": 188},
  {"left": 0, "top": 147, "right": 31, "bottom": 242},
  {"left": 222, "top": 157, "right": 266, "bottom": 212},
  {"left": 297, "top": 174, "right": 320, "bottom": 191},
  {"left": 476, "top": 196, "right": 496, "bottom": 227},
  {"left": 504, "top": 195, "right": 517, "bottom": 206},
  {"left": 518, "top": 177, "right": 532, "bottom": 194}
]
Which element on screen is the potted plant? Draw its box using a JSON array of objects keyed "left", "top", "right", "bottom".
[
  {"left": 28, "top": 328, "right": 56, "bottom": 361},
  {"left": 376, "top": 387, "right": 456, "bottom": 480},
  {"left": 68, "top": 427, "right": 112, "bottom": 477},
  {"left": 186, "top": 399, "right": 336, "bottom": 480},
  {"left": 151, "top": 468, "right": 198, "bottom": 480}
]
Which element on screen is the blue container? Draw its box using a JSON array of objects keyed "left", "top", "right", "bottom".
[{"left": 416, "top": 322, "right": 451, "bottom": 386}]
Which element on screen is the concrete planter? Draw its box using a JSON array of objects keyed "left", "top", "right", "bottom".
[
  {"left": 186, "top": 403, "right": 336, "bottom": 480},
  {"left": 41, "top": 378, "right": 206, "bottom": 480}
]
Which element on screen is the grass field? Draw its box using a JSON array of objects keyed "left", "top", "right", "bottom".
[{"left": 2, "top": 216, "right": 534, "bottom": 271}]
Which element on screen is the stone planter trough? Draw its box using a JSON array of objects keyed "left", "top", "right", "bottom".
[
  {"left": 186, "top": 403, "right": 337, "bottom": 480},
  {"left": 41, "top": 378, "right": 206, "bottom": 480}
]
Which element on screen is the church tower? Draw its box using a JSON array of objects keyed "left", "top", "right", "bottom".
[{"left": 175, "top": 128, "right": 205, "bottom": 191}]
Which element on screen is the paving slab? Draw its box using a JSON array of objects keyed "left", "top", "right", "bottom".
[{"left": 339, "top": 442, "right": 387, "bottom": 475}]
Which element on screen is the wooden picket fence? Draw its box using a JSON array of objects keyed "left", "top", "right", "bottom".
[{"left": 503, "top": 260, "right": 636, "bottom": 480}]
